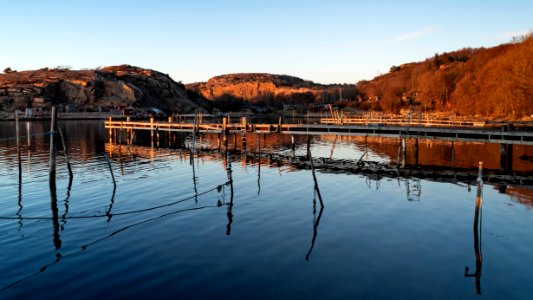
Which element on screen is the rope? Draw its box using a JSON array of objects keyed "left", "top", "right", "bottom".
[{"left": 0, "top": 181, "right": 230, "bottom": 220}]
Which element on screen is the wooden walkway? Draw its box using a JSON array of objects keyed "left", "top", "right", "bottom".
[{"left": 104, "top": 119, "right": 533, "bottom": 145}]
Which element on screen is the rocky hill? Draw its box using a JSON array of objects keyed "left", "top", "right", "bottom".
[
  {"left": 357, "top": 34, "right": 533, "bottom": 118},
  {"left": 186, "top": 73, "right": 357, "bottom": 104},
  {"left": 0, "top": 65, "right": 207, "bottom": 114}
]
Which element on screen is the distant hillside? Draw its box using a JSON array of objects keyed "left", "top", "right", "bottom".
[
  {"left": 357, "top": 34, "right": 533, "bottom": 118},
  {"left": 186, "top": 73, "right": 357, "bottom": 111},
  {"left": 0, "top": 65, "right": 208, "bottom": 114}
]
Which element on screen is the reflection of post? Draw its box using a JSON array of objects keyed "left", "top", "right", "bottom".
[
  {"left": 49, "top": 173, "right": 62, "bottom": 250},
  {"left": 16, "top": 111, "right": 23, "bottom": 233},
  {"left": 105, "top": 186, "right": 117, "bottom": 222},
  {"left": 257, "top": 133, "right": 261, "bottom": 195},
  {"left": 226, "top": 151, "right": 234, "bottom": 235},
  {"left": 499, "top": 144, "right": 513, "bottom": 174},
  {"left": 191, "top": 150, "right": 198, "bottom": 203},
  {"left": 306, "top": 143, "right": 325, "bottom": 260},
  {"left": 414, "top": 138, "right": 419, "bottom": 166},
  {"left": 305, "top": 198, "right": 324, "bottom": 261},
  {"left": 465, "top": 182, "right": 483, "bottom": 295}
]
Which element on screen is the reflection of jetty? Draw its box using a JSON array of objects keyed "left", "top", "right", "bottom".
[{"left": 104, "top": 143, "right": 533, "bottom": 188}]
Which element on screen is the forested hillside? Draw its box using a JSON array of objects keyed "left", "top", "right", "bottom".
[{"left": 357, "top": 35, "right": 533, "bottom": 118}]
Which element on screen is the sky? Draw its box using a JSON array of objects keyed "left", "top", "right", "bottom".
[{"left": 0, "top": 0, "right": 531, "bottom": 84}]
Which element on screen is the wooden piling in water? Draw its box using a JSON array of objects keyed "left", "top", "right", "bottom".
[
  {"left": 108, "top": 117, "right": 113, "bottom": 143},
  {"left": 49, "top": 106, "right": 57, "bottom": 184},
  {"left": 57, "top": 126, "right": 73, "bottom": 179},
  {"left": 477, "top": 161, "right": 483, "bottom": 183},
  {"left": 15, "top": 110, "right": 21, "bottom": 169},
  {"left": 150, "top": 117, "right": 154, "bottom": 146},
  {"left": 291, "top": 135, "right": 295, "bottom": 151}
]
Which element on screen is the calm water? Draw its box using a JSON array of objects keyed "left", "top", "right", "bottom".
[{"left": 1, "top": 121, "right": 533, "bottom": 299}]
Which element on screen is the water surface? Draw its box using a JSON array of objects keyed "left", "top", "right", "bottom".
[{"left": 1, "top": 120, "right": 533, "bottom": 299}]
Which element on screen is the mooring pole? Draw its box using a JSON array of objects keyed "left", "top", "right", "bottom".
[
  {"left": 241, "top": 117, "right": 247, "bottom": 150},
  {"left": 108, "top": 117, "right": 113, "bottom": 144},
  {"left": 191, "top": 109, "right": 198, "bottom": 153},
  {"left": 150, "top": 117, "right": 155, "bottom": 146},
  {"left": 49, "top": 106, "right": 57, "bottom": 185},
  {"left": 306, "top": 135, "right": 311, "bottom": 160},
  {"left": 477, "top": 161, "right": 483, "bottom": 184},
  {"left": 15, "top": 110, "right": 21, "bottom": 179},
  {"left": 57, "top": 127, "right": 73, "bottom": 180},
  {"left": 291, "top": 135, "right": 296, "bottom": 151}
]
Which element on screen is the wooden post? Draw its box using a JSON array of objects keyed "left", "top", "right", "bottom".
[
  {"left": 57, "top": 127, "right": 73, "bottom": 180},
  {"left": 191, "top": 109, "right": 198, "bottom": 153},
  {"left": 401, "top": 138, "right": 406, "bottom": 168},
  {"left": 15, "top": 110, "right": 22, "bottom": 186},
  {"left": 477, "top": 161, "right": 483, "bottom": 184},
  {"left": 150, "top": 117, "right": 154, "bottom": 146},
  {"left": 26, "top": 121, "right": 31, "bottom": 148},
  {"left": 241, "top": 117, "right": 247, "bottom": 150},
  {"left": 49, "top": 106, "right": 57, "bottom": 184},
  {"left": 306, "top": 135, "right": 311, "bottom": 160},
  {"left": 222, "top": 115, "right": 228, "bottom": 132},
  {"left": 108, "top": 117, "right": 113, "bottom": 143},
  {"left": 15, "top": 110, "right": 21, "bottom": 168},
  {"left": 291, "top": 135, "right": 295, "bottom": 151}
]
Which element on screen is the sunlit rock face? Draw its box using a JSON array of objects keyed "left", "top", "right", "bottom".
[
  {"left": 0, "top": 65, "right": 206, "bottom": 113},
  {"left": 186, "top": 73, "right": 355, "bottom": 103}
]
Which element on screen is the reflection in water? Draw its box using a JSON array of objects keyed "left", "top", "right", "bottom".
[
  {"left": 105, "top": 186, "right": 117, "bottom": 223},
  {"left": 306, "top": 140, "right": 325, "bottom": 260},
  {"left": 60, "top": 177, "right": 73, "bottom": 230},
  {"left": 49, "top": 180, "right": 62, "bottom": 250},
  {"left": 257, "top": 133, "right": 261, "bottom": 195},
  {"left": 226, "top": 150, "right": 234, "bottom": 236},
  {"left": 305, "top": 190, "right": 324, "bottom": 261},
  {"left": 404, "top": 178, "right": 422, "bottom": 201},
  {"left": 190, "top": 151, "right": 199, "bottom": 203},
  {"left": 17, "top": 174, "right": 23, "bottom": 236},
  {"left": 465, "top": 183, "right": 483, "bottom": 295}
]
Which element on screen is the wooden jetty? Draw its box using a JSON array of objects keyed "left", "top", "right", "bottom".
[{"left": 105, "top": 117, "right": 533, "bottom": 145}]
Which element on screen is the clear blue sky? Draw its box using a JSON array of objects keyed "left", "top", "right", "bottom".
[{"left": 0, "top": 0, "right": 531, "bottom": 84}]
